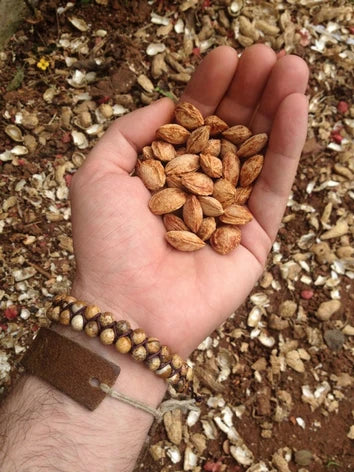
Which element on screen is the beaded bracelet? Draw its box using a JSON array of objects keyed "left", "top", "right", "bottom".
[{"left": 47, "top": 294, "right": 193, "bottom": 393}]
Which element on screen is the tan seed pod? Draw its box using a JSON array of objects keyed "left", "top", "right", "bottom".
[
  {"left": 204, "top": 115, "right": 228, "bottom": 135},
  {"left": 222, "top": 125, "right": 252, "bottom": 145},
  {"left": 163, "top": 214, "right": 188, "bottom": 231},
  {"left": 141, "top": 145, "right": 154, "bottom": 160},
  {"left": 240, "top": 154, "right": 264, "bottom": 187},
  {"left": 183, "top": 195, "right": 203, "bottom": 233},
  {"left": 136, "top": 159, "right": 166, "bottom": 191},
  {"left": 175, "top": 102, "right": 204, "bottom": 130},
  {"left": 186, "top": 125, "right": 210, "bottom": 153},
  {"left": 164, "top": 154, "right": 199, "bottom": 175},
  {"left": 222, "top": 151, "right": 240, "bottom": 186},
  {"left": 198, "top": 196, "right": 224, "bottom": 217},
  {"left": 166, "top": 174, "right": 185, "bottom": 189},
  {"left": 237, "top": 133, "right": 268, "bottom": 158},
  {"left": 181, "top": 172, "right": 214, "bottom": 196},
  {"left": 197, "top": 217, "right": 217, "bottom": 241},
  {"left": 149, "top": 188, "right": 187, "bottom": 215},
  {"left": 115, "top": 336, "right": 132, "bottom": 354},
  {"left": 156, "top": 123, "right": 190, "bottom": 144},
  {"left": 210, "top": 225, "right": 242, "bottom": 255},
  {"left": 151, "top": 140, "right": 176, "bottom": 161},
  {"left": 200, "top": 153, "right": 223, "bottom": 178},
  {"left": 100, "top": 328, "right": 115, "bottom": 345},
  {"left": 212, "top": 179, "right": 236, "bottom": 208},
  {"left": 220, "top": 139, "right": 238, "bottom": 157},
  {"left": 219, "top": 204, "right": 253, "bottom": 225},
  {"left": 165, "top": 231, "right": 206, "bottom": 252},
  {"left": 203, "top": 138, "right": 221, "bottom": 156},
  {"left": 234, "top": 185, "right": 253, "bottom": 204}
]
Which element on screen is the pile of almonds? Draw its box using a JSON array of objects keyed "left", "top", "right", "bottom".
[{"left": 136, "top": 102, "right": 267, "bottom": 255}]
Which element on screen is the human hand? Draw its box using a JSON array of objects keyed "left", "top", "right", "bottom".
[{"left": 70, "top": 44, "right": 309, "bottom": 358}]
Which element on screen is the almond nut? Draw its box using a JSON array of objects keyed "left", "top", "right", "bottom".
[
  {"left": 165, "top": 231, "right": 206, "bottom": 251},
  {"left": 212, "top": 179, "right": 236, "bottom": 208},
  {"left": 222, "top": 125, "right": 252, "bottom": 145},
  {"left": 200, "top": 153, "right": 223, "bottom": 178},
  {"left": 210, "top": 225, "right": 242, "bottom": 255},
  {"left": 204, "top": 115, "right": 229, "bottom": 135},
  {"left": 166, "top": 174, "right": 185, "bottom": 189},
  {"left": 175, "top": 102, "right": 204, "bottom": 130},
  {"left": 222, "top": 151, "right": 240, "bottom": 186},
  {"left": 219, "top": 204, "right": 253, "bottom": 225},
  {"left": 181, "top": 172, "right": 214, "bottom": 196},
  {"left": 163, "top": 214, "right": 188, "bottom": 231},
  {"left": 197, "top": 217, "right": 216, "bottom": 241},
  {"left": 141, "top": 146, "right": 154, "bottom": 160},
  {"left": 198, "top": 196, "right": 224, "bottom": 217},
  {"left": 136, "top": 159, "right": 166, "bottom": 191},
  {"left": 237, "top": 133, "right": 268, "bottom": 158},
  {"left": 220, "top": 139, "right": 238, "bottom": 157},
  {"left": 148, "top": 188, "right": 187, "bottom": 215},
  {"left": 183, "top": 195, "right": 203, "bottom": 233},
  {"left": 240, "top": 154, "right": 264, "bottom": 187},
  {"left": 203, "top": 139, "right": 221, "bottom": 156},
  {"left": 234, "top": 185, "right": 253, "bottom": 204},
  {"left": 186, "top": 125, "right": 210, "bottom": 153},
  {"left": 165, "top": 154, "right": 199, "bottom": 175},
  {"left": 151, "top": 140, "right": 176, "bottom": 161},
  {"left": 156, "top": 124, "right": 190, "bottom": 144}
]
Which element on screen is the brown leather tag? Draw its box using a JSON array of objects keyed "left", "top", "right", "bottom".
[{"left": 21, "top": 327, "right": 120, "bottom": 410}]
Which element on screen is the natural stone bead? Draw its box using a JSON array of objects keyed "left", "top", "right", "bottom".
[
  {"left": 147, "top": 356, "right": 161, "bottom": 371},
  {"left": 59, "top": 309, "right": 71, "bottom": 325},
  {"left": 176, "top": 378, "right": 186, "bottom": 392},
  {"left": 53, "top": 294, "right": 66, "bottom": 304},
  {"left": 146, "top": 337, "right": 161, "bottom": 354},
  {"left": 63, "top": 295, "right": 76, "bottom": 305},
  {"left": 71, "top": 302, "right": 86, "bottom": 314},
  {"left": 116, "top": 320, "right": 131, "bottom": 335},
  {"left": 160, "top": 345, "right": 172, "bottom": 363},
  {"left": 168, "top": 372, "right": 180, "bottom": 385},
  {"left": 171, "top": 354, "right": 183, "bottom": 369},
  {"left": 85, "top": 305, "right": 100, "bottom": 320},
  {"left": 71, "top": 314, "right": 84, "bottom": 331},
  {"left": 47, "top": 305, "right": 60, "bottom": 321},
  {"left": 100, "top": 328, "right": 115, "bottom": 345},
  {"left": 85, "top": 320, "right": 99, "bottom": 337},
  {"left": 131, "top": 345, "right": 147, "bottom": 362},
  {"left": 115, "top": 336, "right": 132, "bottom": 354},
  {"left": 131, "top": 328, "right": 146, "bottom": 345},
  {"left": 156, "top": 364, "right": 172, "bottom": 378},
  {"left": 99, "top": 312, "right": 114, "bottom": 327}
]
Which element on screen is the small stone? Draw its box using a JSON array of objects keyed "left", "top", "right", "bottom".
[
  {"left": 279, "top": 300, "right": 297, "bottom": 318},
  {"left": 71, "top": 314, "right": 84, "bottom": 331},
  {"left": 316, "top": 300, "right": 341, "bottom": 321},
  {"left": 100, "top": 328, "right": 115, "bottom": 345},
  {"left": 294, "top": 450, "right": 313, "bottom": 466},
  {"left": 115, "top": 336, "right": 132, "bottom": 353},
  {"left": 163, "top": 409, "right": 182, "bottom": 445},
  {"left": 324, "top": 330, "right": 345, "bottom": 351},
  {"left": 301, "top": 289, "right": 313, "bottom": 300}
]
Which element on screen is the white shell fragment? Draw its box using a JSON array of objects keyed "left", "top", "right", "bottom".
[
  {"left": 71, "top": 130, "right": 88, "bottom": 149},
  {"left": 5, "top": 125, "right": 23, "bottom": 142},
  {"left": 68, "top": 16, "right": 89, "bottom": 32},
  {"left": 230, "top": 444, "right": 254, "bottom": 466},
  {"left": 146, "top": 43, "right": 166, "bottom": 56}
]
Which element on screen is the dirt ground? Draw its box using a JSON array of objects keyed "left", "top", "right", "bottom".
[{"left": 0, "top": 1, "right": 353, "bottom": 471}]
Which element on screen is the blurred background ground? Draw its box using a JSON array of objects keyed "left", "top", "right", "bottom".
[{"left": 0, "top": 1, "right": 353, "bottom": 471}]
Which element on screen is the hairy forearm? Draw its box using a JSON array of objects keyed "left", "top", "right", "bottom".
[{"left": 0, "top": 329, "right": 166, "bottom": 472}]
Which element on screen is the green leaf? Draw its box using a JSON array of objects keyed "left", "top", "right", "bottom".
[
  {"left": 154, "top": 86, "right": 177, "bottom": 102},
  {"left": 7, "top": 67, "right": 25, "bottom": 92}
]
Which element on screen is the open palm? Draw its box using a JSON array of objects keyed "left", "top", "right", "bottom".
[{"left": 70, "top": 45, "right": 308, "bottom": 358}]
